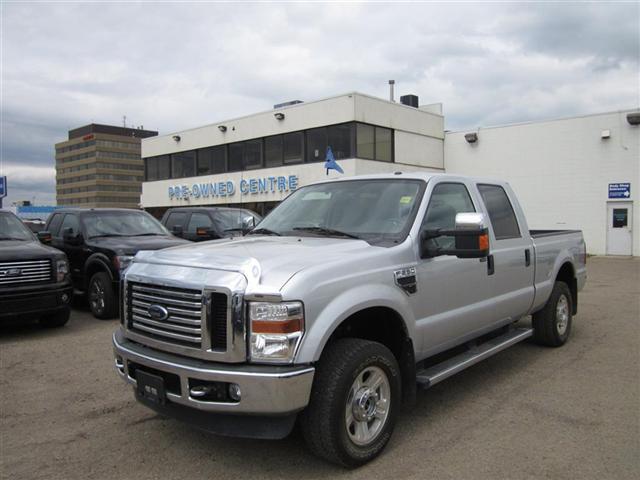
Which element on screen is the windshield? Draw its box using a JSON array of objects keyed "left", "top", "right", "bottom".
[
  {"left": 254, "top": 179, "right": 425, "bottom": 244},
  {"left": 83, "top": 211, "right": 169, "bottom": 238},
  {"left": 0, "top": 213, "right": 35, "bottom": 241}
]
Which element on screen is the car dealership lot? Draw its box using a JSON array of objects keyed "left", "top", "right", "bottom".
[{"left": 1, "top": 256, "right": 638, "bottom": 480}]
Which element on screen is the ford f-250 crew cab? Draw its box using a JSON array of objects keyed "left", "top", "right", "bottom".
[{"left": 113, "top": 173, "right": 586, "bottom": 467}]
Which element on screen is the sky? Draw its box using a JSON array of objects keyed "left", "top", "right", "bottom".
[{"left": 1, "top": 1, "right": 638, "bottom": 206}]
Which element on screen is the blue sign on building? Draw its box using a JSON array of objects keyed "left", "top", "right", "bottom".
[
  {"left": 0, "top": 176, "right": 6, "bottom": 198},
  {"left": 608, "top": 183, "right": 631, "bottom": 199},
  {"left": 168, "top": 174, "right": 299, "bottom": 200}
]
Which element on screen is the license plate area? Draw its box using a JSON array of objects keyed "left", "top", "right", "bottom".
[{"left": 136, "top": 370, "right": 166, "bottom": 405}]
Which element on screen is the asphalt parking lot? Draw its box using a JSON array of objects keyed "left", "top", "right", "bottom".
[{"left": 1, "top": 256, "right": 638, "bottom": 480}]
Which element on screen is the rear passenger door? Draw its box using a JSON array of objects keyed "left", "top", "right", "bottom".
[{"left": 477, "top": 183, "right": 535, "bottom": 321}]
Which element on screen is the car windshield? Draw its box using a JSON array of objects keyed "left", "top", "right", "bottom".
[
  {"left": 83, "top": 211, "right": 169, "bottom": 238},
  {"left": 0, "top": 213, "right": 35, "bottom": 241},
  {"left": 254, "top": 179, "right": 425, "bottom": 245}
]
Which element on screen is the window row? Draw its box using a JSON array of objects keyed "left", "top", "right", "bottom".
[
  {"left": 95, "top": 140, "right": 140, "bottom": 150},
  {"left": 145, "top": 122, "right": 394, "bottom": 181},
  {"left": 58, "top": 174, "right": 144, "bottom": 184},
  {"left": 96, "top": 150, "right": 141, "bottom": 160},
  {"left": 56, "top": 140, "right": 96, "bottom": 154},
  {"left": 58, "top": 185, "right": 142, "bottom": 194},
  {"left": 59, "top": 162, "right": 144, "bottom": 174},
  {"left": 57, "top": 151, "right": 95, "bottom": 164}
]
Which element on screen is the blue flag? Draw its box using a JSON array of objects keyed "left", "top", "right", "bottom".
[{"left": 324, "top": 146, "right": 344, "bottom": 175}]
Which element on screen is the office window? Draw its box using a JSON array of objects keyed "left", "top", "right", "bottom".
[
  {"left": 228, "top": 142, "right": 244, "bottom": 171},
  {"left": 283, "top": 132, "right": 304, "bottom": 164},
  {"left": 146, "top": 155, "right": 170, "bottom": 181},
  {"left": 244, "top": 139, "right": 263, "bottom": 170},
  {"left": 477, "top": 184, "right": 521, "bottom": 240},
  {"left": 197, "top": 146, "right": 226, "bottom": 175},
  {"left": 375, "top": 127, "right": 392, "bottom": 162},
  {"left": 171, "top": 151, "right": 196, "bottom": 178},
  {"left": 265, "top": 135, "right": 283, "bottom": 167},
  {"left": 157, "top": 155, "right": 170, "bottom": 179},
  {"left": 356, "top": 124, "right": 375, "bottom": 159},
  {"left": 307, "top": 127, "right": 327, "bottom": 162},
  {"left": 328, "top": 123, "right": 354, "bottom": 159}
]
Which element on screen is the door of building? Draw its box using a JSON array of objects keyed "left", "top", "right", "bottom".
[{"left": 606, "top": 202, "right": 633, "bottom": 255}]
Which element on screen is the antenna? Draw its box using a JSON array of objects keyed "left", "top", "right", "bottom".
[{"left": 122, "top": 115, "right": 127, "bottom": 127}]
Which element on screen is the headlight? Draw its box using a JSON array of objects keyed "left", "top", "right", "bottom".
[
  {"left": 56, "top": 259, "right": 69, "bottom": 282},
  {"left": 249, "top": 301, "right": 304, "bottom": 363},
  {"left": 114, "top": 255, "right": 134, "bottom": 271}
]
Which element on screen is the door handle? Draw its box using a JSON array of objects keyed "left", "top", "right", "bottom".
[
  {"left": 525, "top": 249, "right": 531, "bottom": 267},
  {"left": 487, "top": 254, "right": 495, "bottom": 275}
]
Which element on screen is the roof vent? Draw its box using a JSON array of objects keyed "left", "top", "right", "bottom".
[
  {"left": 274, "top": 100, "right": 303, "bottom": 109},
  {"left": 400, "top": 94, "right": 419, "bottom": 108}
]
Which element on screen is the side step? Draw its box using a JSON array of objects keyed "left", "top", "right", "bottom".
[{"left": 416, "top": 327, "right": 533, "bottom": 389}]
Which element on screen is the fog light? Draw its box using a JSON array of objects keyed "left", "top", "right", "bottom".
[
  {"left": 61, "top": 293, "right": 70, "bottom": 303},
  {"left": 228, "top": 383, "right": 241, "bottom": 402}
]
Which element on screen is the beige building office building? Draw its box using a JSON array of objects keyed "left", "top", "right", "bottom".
[{"left": 55, "top": 124, "right": 157, "bottom": 208}]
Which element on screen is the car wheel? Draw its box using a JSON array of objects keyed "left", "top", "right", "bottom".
[
  {"left": 88, "top": 271, "right": 117, "bottom": 320},
  {"left": 300, "top": 338, "right": 401, "bottom": 468},
  {"left": 39, "top": 307, "right": 70, "bottom": 328},
  {"left": 532, "top": 281, "right": 573, "bottom": 347}
]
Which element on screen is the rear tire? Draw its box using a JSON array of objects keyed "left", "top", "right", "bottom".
[
  {"left": 532, "top": 281, "right": 572, "bottom": 347},
  {"left": 300, "top": 338, "right": 401, "bottom": 468},
  {"left": 88, "top": 272, "right": 117, "bottom": 320},
  {"left": 39, "top": 307, "right": 70, "bottom": 328}
]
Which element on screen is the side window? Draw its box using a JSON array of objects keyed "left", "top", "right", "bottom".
[
  {"left": 165, "top": 212, "right": 188, "bottom": 231},
  {"left": 477, "top": 184, "right": 521, "bottom": 240},
  {"left": 187, "top": 213, "right": 213, "bottom": 233},
  {"left": 48, "top": 213, "right": 64, "bottom": 236},
  {"left": 60, "top": 214, "right": 80, "bottom": 235},
  {"left": 422, "top": 183, "right": 475, "bottom": 249}
]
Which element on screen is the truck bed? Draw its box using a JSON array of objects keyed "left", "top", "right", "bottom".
[{"left": 530, "top": 229, "right": 582, "bottom": 238}]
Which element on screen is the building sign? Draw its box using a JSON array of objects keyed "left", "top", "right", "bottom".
[
  {"left": 0, "top": 176, "right": 6, "bottom": 199},
  {"left": 608, "top": 183, "right": 631, "bottom": 199},
  {"left": 168, "top": 175, "right": 299, "bottom": 200}
]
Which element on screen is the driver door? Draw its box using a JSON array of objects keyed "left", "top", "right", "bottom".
[{"left": 412, "top": 181, "right": 494, "bottom": 358}]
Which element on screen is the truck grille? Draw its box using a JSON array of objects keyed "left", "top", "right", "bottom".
[
  {"left": 126, "top": 282, "right": 228, "bottom": 351},
  {"left": 0, "top": 259, "right": 52, "bottom": 287}
]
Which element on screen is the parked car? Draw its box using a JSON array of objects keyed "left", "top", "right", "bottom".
[
  {"left": 43, "top": 208, "right": 189, "bottom": 319},
  {"left": 0, "top": 210, "right": 72, "bottom": 328},
  {"left": 112, "top": 173, "right": 586, "bottom": 467},
  {"left": 160, "top": 207, "right": 261, "bottom": 242}
]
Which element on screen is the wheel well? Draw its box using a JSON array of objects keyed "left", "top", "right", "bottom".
[
  {"left": 326, "top": 307, "right": 416, "bottom": 405},
  {"left": 556, "top": 262, "right": 578, "bottom": 315},
  {"left": 85, "top": 260, "right": 112, "bottom": 289}
]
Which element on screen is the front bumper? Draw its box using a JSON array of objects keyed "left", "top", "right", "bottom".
[
  {"left": 0, "top": 282, "right": 72, "bottom": 318},
  {"left": 113, "top": 329, "right": 315, "bottom": 416}
]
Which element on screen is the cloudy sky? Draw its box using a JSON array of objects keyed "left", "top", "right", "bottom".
[{"left": 1, "top": 1, "right": 638, "bottom": 206}]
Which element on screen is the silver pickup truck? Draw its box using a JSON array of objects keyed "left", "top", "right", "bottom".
[{"left": 113, "top": 173, "right": 586, "bottom": 467}]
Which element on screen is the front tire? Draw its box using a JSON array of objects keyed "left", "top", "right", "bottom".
[
  {"left": 532, "top": 281, "right": 573, "bottom": 347},
  {"left": 300, "top": 338, "right": 401, "bottom": 468},
  {"left": 39, "top": 307, "right": 70, "bottom": 328},
  {"left": 88, "top": 272, "right": 117, "bottom": 319}
]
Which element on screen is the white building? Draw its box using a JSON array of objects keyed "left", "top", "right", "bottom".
[{"left": 140, "top": 92, "right": 639, "bottom": 256}]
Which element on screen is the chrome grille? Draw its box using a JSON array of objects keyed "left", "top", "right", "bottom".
[
  {"left": 128, "top": 283, "right": 204, "bottom": 347},
  {"left": 0, "top": 259, "right": 52, "bottom": 287}
]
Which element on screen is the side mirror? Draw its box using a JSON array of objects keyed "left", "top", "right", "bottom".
[
  {"left": 172, "top": 225, "right": 184, "bottom": 237},
  {"left": 420, "top": 212, "right": 490, "bottom": 259},
  {"left": 37, "top": 231, "right": 52, "bottom": 244},
  {"left": 242, "top": 217, "right": 257, "bottom": 235},
  {"left": 62, "top": 227, "right": 83, "bottom": 245}
]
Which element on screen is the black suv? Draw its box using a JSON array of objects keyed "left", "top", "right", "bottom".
[
  {"left": 161, "top": 207, "right": 261, "bottom": 242},
  {"left": 43, "top": 208, "right": 189, "bottom": 319},
  {"left": 0, "top": 211, "right": 72, "bottom": 328}
]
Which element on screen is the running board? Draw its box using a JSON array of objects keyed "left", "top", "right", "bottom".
[{"left": 416, "top": 328, "right": 533, "bottom": 389}]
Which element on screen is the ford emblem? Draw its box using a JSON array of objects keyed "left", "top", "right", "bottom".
[
  {"left": 148, "top": 304, "right": 169, "bottom": 321},
  {"left": 0, "top": 268, "right": 22, "bottom": 277}
]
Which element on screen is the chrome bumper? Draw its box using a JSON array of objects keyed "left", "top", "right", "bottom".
[{"left": 113, "top": 329, "right": 314, "bottom": 415}]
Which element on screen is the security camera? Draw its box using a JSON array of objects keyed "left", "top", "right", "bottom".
[
  {"left": 464, "top": 132, "right": 478, "bottom": 143},
  {"left": 274, "top": 112, "right": 285, "bottom": 120},
  {"left": 172, "top": 135, "right": 181, "bottom": 142},
  {"left": 218, "top": 125, "right": 227, "bottom": 132}
]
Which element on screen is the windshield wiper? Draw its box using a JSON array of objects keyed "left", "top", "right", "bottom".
[
  {"left": 248, "top": 228, "right": 281, "bottom": 236},
  {"left": 292, "top": 226, "right": 361, "bottom": 239},
  {"left": 130, "top": 233, "right": 165, "bottom": 236}
]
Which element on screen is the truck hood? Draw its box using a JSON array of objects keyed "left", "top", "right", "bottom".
[
  {"left": 134, "top": 235, "right": 375, "bottom": 290},
  {"left": 87, "top": 235, "right": 190, "bottom": 255},
  {"left": 0, "top": 239, "right": 64, "bottom": 261}
]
